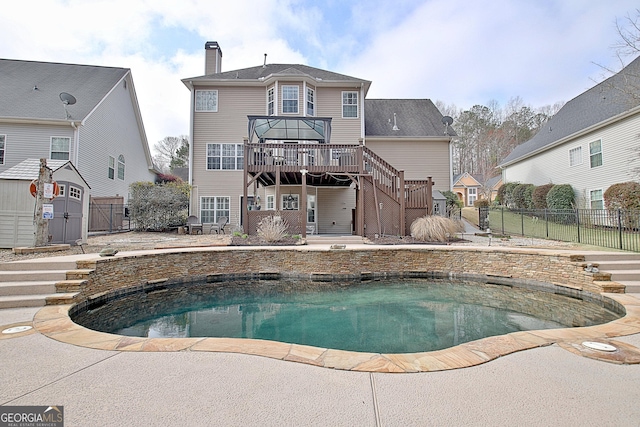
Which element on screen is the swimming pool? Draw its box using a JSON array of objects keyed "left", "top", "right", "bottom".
[{"left": 71, "top": 277, "right": 621, "bottom": 354}]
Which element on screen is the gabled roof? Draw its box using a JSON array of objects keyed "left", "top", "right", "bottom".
[
  {"left": 452, "top": 172, "right": 482, "bottom": 187},
  {"left": 0, "top": 158, "right": 90, "bottom": 187},
  {"left": 365, "top": 99, "right": 456, "bottom": 138},
  {"left": 0, "top": 59, "right": 129, "bottom": 123},
  {"left": 183, "top": 63, "right": 371, "bottom": 94},
  {"left": 500, "top": 56, "right": 640, "bottom": 167}
]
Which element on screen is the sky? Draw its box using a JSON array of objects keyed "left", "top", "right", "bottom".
[{"left": 1, "top": 0, "right": 638, "bottom": 155}]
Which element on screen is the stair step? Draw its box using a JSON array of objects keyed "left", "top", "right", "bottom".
[
  {"left": 0, "top": 294, "right": 49, "bottom": 309},
  {"left": 0, "top": 270, "right": 69, "bottom": 282},
  {"left": 620, "top": 281, "right": 640, "bottom": 293},
  {"left": 0, "top": 281, "right": 57, "bottom": 296},
  {"left": 584, "top": 253, "right": 640, "bottom": 262},
  {"left": 0, "top": 260, "right": 79, "bottom": 271},
  {"left": 609, "top": 270, "right": 640, "bottom": 281},
  {"left": 590, "top": 260, "right": 640, "bottom": 270},
  {"left": 55, "top": 279, "right": 87, "bottom": 293}
]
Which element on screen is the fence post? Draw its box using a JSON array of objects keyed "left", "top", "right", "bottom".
[
  {"left": 501, "top": 207, "right": 504, "bottom": 235},
  {"left": 521, "top": 209, "right": 524, "bottom": 236},
  {"left": 109, "top": 204, "right": 113, "bottom": 233},
  {"left": 618, "top": 209, "right": 623, "bottom": 250},
  {"left": 576, "top": 209, "right": 580, "bottom": 243},
  {"left": 544, "top": 209, "right": 549, "bottom": 238}
]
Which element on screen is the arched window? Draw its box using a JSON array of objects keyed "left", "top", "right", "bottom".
[{"left": 117, "top": 155, "right": 125, "bottom": 180}]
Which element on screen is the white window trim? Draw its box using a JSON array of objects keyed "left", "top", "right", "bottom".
[
  {"left": 342, "top": 91, "right": 359, "bottom": 118},
  {"left": 200, "top": 195, "right": 230, "bottom": 223},
  {"left": 266, "top": 195, "right": 275, "bottom": 210},
  {"left": 0, "top": 134, "right": 5, "bottom": 165},
  {"left": 108, "top": 156, "right": 115, "bottom": 180},
  {"left": 206, "top": 143, "right": 244, "bottom": 171},
  {"left": 50, "top": 136, "right": 71, "bottom": 160},
  {"left": 117, "top": 154, "right": 125, "bottom": 180},
  {"left": 589, "top": 188, "right": 604, "bottom": 210},
  {"left": 306, "top": 87, "right": 315, "bottom": 117},
  {"left": 282, "top": 85, "right": 299, "bottom": 114},
  {"left": 281, "top": 193, "right": 299, "bottom": 210},
  {"left": 195, "top": 90, "right": 219, "bottom": 112},
  {"left": 589, "top": 139, "right": 603, "bottom": 168},
  {"left": 569, "top": 146, "right": 583, "bottom": 167}
]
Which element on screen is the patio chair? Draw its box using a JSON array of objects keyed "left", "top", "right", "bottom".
[
  {"left": 209, "top": 216, "right": 228, "bottom": 234},
  {"left": 186, "top": 215, "right": 203, "bottom": 235}
]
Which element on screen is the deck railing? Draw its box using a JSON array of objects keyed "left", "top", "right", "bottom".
[{"left": 246, "top": 143, "right": 361, "bottom": 174}]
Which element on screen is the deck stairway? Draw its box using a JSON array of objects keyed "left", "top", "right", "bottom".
[
  {"left": 583, "top": 252, "right": 640, "bottom": 293},
  {"left": 0, "top": 259, "right": 87, "bottom": 309}
]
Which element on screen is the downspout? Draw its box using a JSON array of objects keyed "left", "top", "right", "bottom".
[
  {"left": 71, "top": 121, "right": 80, "bottom": 166},
  {"left": 360, "top": 82, "right": 365, "bottom": 146},
  {"left": 188, "top": 81, "right": 195, "bottom": 216}
]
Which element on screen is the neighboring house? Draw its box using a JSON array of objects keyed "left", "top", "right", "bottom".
[
  {"left": 182, "top": 42, "right": 455, "bottom": 237},
  {"left": 0, "top": 159, "right": 90, "bottom": 248},
  {"left": 498, "top": 56, "right": 640, "bottom": 209},
  {"left": 0, "top": 59, "right": 157, "bottom": 202},
  {"left": 453, "top": 173, "right": 502, "bottom": 206}
]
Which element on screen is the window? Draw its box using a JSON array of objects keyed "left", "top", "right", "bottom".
[
  {"left": 307, "top": 194, "right": 316, "bottom": 223},
  {"left": 590, "top": 189, "right": 604, "bottom": 210},
  {"left": 50, "top": 137, "right": 70, "bottom": 160},
  {"left": 266, "top": 195, "right": 274, "bottom": 210},
  {"left": 267, "top": 87, "right": 275, "bottom": 116},
  {"left": 206, "top": 143, "right": 244, "bottom": 170},
  {"left": 282, "top": 194, "right": 299, "bottom": 210},
  {"left": 282, "top": 85, "right": 298, "bottom": 114},
  {"left": 590, "top": 140, "right": 603, "bottom": 168},
  {"left": 58, "top": 184, "right": 66, "bottom": 197},
  {"left": 201, "top": 196, "right": 229, "bottom": 223},
  {"left": 468, "top": 188, "right": 477, "bottom": 206},
  {"left": 69, "top": 186, "right": 82, "bottom": 200},
  {"left": 569, "top": 146, "right": 582, "bottom": 167},
  {"left": 342, "top": 91, "right": 358, "bottom": 118},
  {"left": 108, "top": 156, "right": 115, "bottom": 179},
  {"left": 195, "top": 90, "right": 218, "bottom": 112},
  {"left": 0, "top": 135, "right": 5, "bottom": 164},
  {"left": 306, "top": 87, "right": 315, "bottom": 116},
  {"left": 117, "top": 155, "right": 125, "bottom": 180}
]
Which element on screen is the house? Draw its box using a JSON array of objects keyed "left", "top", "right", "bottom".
[
  {"left": 453, "top": 173, "right": 502, "bottom": 206},
  {"left": 0, "top": 159, "right": 90, "bottom": 248},
  {"left": 498, "top": 56, "right": 640, "bottom": 208},
  {"left": 0, "top": 59, "right": 157, "bottom": 204},
  {"left": 182, "top": 42, "right": 455, "bottom": 237}
]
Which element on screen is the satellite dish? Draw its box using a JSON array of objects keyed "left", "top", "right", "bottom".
[
  {"left": 59, "top": 92, "right": 76, "bottom": 105},
  {"left": 442, "top": 116, "right": 453, "bottom": 126}
]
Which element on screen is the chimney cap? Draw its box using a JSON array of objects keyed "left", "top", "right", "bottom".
[{"left": 205, "top": 41, "right": 222, "bottom": 56}]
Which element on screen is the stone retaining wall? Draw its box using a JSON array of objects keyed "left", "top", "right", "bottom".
[{"left": 72, "top": 246, "right": 624, "bottom": 303}]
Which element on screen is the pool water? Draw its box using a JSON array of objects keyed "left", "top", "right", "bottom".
[{"left": 73, "top": 279, "right": 620, "bottom": 353}]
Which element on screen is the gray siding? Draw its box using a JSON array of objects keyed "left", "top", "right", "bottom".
[
  {"left": 317, "top": 87, "right": 362, "bottom": 144},
  {"left": 502, "top": 113, "right": 640, "bottom": 207},
  {"left": 80, "top": 75, "right": 155, "bottom": 200},
  {"left": 317, "top": 187, "right": 355, "bottom": 234},
  {"left": 0, "top": 123, "right": 74, "bottom": 174}
]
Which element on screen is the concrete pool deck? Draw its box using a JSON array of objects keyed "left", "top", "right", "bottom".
[{"left": 2, "top": 244, "right": 640, "bottom": 425}]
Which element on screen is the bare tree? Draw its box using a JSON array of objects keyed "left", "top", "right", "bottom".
[{"left": 153, "top": 135, "right": 189, "bottom": 173}]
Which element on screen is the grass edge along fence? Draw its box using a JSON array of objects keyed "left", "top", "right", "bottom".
[{"left": 480, "top": 207, "right": 640, "bottom": 252}]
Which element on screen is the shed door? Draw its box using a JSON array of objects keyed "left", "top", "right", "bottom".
[{"left": 50, "top": 182, "right": 83, "bottom": 244}]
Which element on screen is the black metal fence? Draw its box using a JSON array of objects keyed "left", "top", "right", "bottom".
[
  {"left": 479, "top": 207, "right": 640, "bottom": 252},
  {"left": 89, "top": 203, "right": 131, "bottom": 232}
]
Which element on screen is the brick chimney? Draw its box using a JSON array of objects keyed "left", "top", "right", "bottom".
[{"left": 204, "top": 41, "right": 222, "bottom": 74}]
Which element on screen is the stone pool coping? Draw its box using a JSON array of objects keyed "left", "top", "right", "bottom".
[
  {"left": 32, "top": 292, "right": 640, "bottom": 373},
  {"left": 26, "top": 245, "right": 640, "bottom": 372}
]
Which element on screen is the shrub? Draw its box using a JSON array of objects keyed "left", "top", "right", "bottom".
[
  {"left": 512, "top": 184, "right": 534, "bottom": 209},
  {"left": 128, "top": 181, "right": 190, "bottom": 231},
  {"left": 410, "top": 216, "right": 464, "bottom": 242},
  {"left": 500, "top": 182, "right": 520, "bottom": 207},
  {"left": 474, "top": 199, "right": 489, "bottom": 208},
  {"left": 441, "top": 190, "right": 462, "bottom": 209},
  {"left": 257, "top": 212, "right": 289, "bottom": 242},
  {"left": 532, "top": 184, "right": 554, "bottom": 209},
  {"left": 604, "top": 181, "right": 640, "bottom": 210},
  {"left": 546, "top": 184, "right": 575, "bottom": 210}
]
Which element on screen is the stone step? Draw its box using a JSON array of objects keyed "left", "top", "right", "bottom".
[
  {"left": 0, "top": 260, "right": 79, "bottom": 271},
  {"left": 0, "top": 281, "right": 57, "bottom": 296},
  {"left": 0, "top": 294, "right": 51, "bottom": 309},
  {"left": 583, "top": 253, "right": 640, "bottom": 262},
  {"left": 306, "top": 235, "right": 364, "bottom": 245},
  {"left": 55, "top": 279, "right": 87, "bottom": 293},
  {"left": 0, "top": 270, "right": 69, "bottom": 282},
  {"left": 591, "top": 260, "right": 640, "bottom": 271},
  {"left": 609, "top": 270, "right": 640, "bottom": 282},
  {"left": 619, "top": 281, "right": 640, "bottom": 293}
]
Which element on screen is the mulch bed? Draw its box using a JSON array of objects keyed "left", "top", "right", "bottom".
[
  {"left": 366, "top": 236, "right": 468, "bottom": 245},
  {"left": 230, "top": 236, "right": 304, "bottom": 246}
]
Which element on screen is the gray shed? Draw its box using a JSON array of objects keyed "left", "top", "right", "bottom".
[
  {"left": 0, "top": 159, "right": 90, "bottom": 248},
  {"left": 432, "top": 190, "right": 447, "bottom": 216}
]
